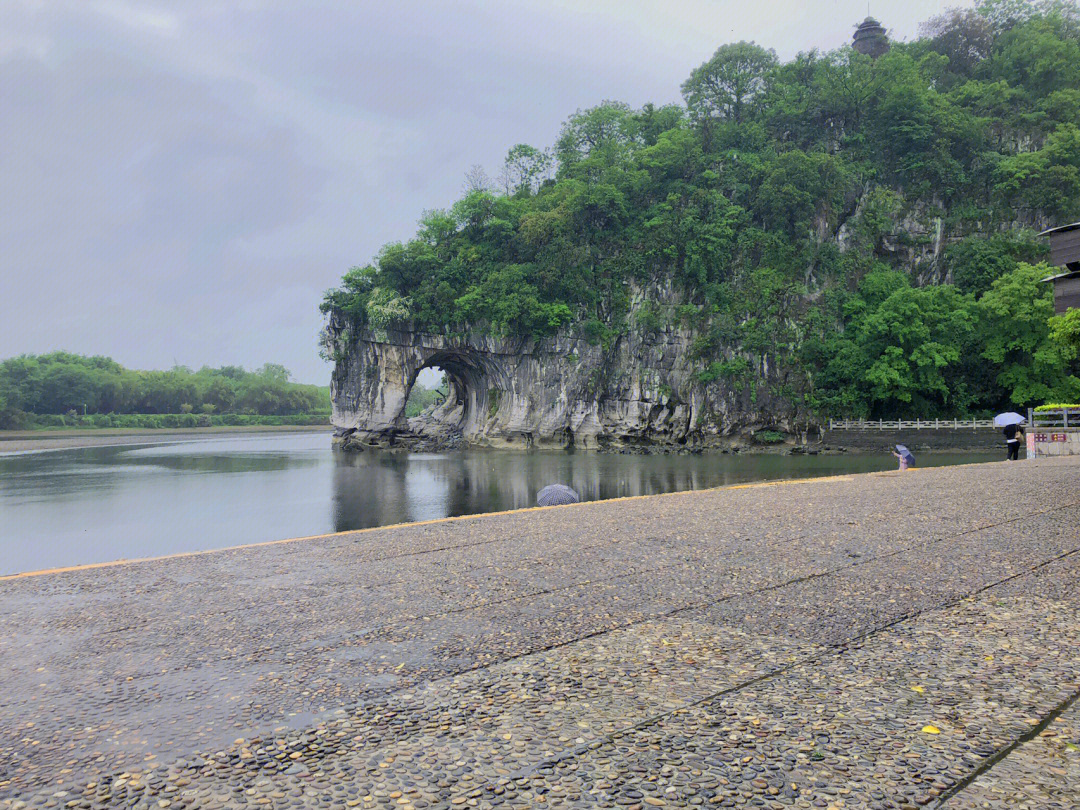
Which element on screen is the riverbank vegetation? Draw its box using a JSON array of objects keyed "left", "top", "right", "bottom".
[
  {"left": 323, "top": 0, "right": 1080, "bottom": 419},
  {"left": 0, "top": 353, "right": 329, "bottom": 430},
  {"left": 10, "top": 413, "right": 330, "bottom": 431}
]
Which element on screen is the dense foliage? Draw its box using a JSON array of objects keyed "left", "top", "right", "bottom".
[
  {"left": 0, "top": 353, "right": 330, "bottom": 429},
  {"left": 323, "top": 0, "right": 1080, "bottom": 417}
]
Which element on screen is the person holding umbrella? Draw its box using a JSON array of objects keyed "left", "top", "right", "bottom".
[
  {"left": 892, "top": 444, "right": 915, "bottom": 471},
  {"left": 994, "top": 412, "right": 1026, "bottom": 461}
]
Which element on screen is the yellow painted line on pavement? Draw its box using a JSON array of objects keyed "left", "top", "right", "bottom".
[{"left": 0, "top": 471, "right": 862, "bottom": 581}]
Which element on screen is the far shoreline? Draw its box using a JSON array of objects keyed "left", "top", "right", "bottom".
[
  {"left": 0, "top": 424, "right": 333, "bottom": 454},
  {"left": 1, "top": 425, "right": 1009, "bottom": 458}
]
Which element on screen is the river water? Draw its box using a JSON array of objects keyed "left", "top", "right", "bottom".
[{"left": 0, "top": 431, "right": 999, "bottom": 575}]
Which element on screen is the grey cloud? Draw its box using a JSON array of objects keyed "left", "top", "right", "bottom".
[
  {"left": 0, "top": 0, "right": 964, "bottom": 383},
  {"left": 0, "top": 31, "right": 330, "bottom": 376}
]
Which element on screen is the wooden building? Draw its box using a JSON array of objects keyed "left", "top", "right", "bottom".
[{"left": 1039, "top": 222, "right": 1080, "bottom": 314}]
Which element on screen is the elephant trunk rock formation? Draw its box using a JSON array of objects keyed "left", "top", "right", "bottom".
[{"left": 324, "top": 315, "right": 807, "bottom": 453}]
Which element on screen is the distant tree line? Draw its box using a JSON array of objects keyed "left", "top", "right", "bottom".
[
  {"left": 323, "top": 0, "right": 1080, "bottom": 418},
  {"left": 0, "top": 353, "right": 330, "bottom": 429},
  {"left": 404, "top": 377, "right": 447, "bottom": 418}
]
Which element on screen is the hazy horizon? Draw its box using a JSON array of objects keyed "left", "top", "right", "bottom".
[{"left": 1, "top": 0, "right": 962, "bottom": 384}]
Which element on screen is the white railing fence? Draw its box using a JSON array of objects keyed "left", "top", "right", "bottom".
[
  {"left": 830, "top": 409, "right": 1080, "bottom": 430},
  {"left": 1030, "top": 407, "right": 1080, "bottom": 428},
  {"left": 827, "top": 418, "right": 995, "bottom": 430}
]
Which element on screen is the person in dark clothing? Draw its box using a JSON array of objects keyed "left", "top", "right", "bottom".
[{"left": 1003, "top": 423, "right": 1024, "bottom": 461}]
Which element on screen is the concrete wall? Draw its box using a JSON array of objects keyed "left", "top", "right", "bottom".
[
  {"left": 822, "top": 428, "right": 1005, "bottom": 452},
  {"left": 1027, "top": 429, "right": 1080, "bottom": 457}
]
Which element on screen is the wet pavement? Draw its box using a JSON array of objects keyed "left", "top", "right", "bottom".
[{"left": 1, "top": 458, "right": 1078, "bottom": 808}]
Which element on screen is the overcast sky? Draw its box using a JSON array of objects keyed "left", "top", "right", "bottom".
[{"left": 1, "top": 0, "right": 965, "bottom": 384}]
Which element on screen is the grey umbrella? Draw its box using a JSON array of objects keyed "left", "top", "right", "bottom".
[{"left": 537, "top": 484, "right": 581, "bottom": 506}]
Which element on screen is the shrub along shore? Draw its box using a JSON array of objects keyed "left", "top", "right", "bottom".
[{"left": 14, "top": 412, "right": 329, "bottom": 431}]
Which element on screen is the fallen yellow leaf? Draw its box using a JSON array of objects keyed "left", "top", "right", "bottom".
[
  {"left": 911, "top": 686, "right": 924, "bottom": 694},
  {"left": 922, "top": 725, "right": 941, "bottom": 734}
]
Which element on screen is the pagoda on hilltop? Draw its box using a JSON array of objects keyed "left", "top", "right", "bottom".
[{"left": 853, "top": 16, "right": 890, "bottom": 58}]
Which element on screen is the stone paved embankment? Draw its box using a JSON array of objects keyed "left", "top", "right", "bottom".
[{"left": 1, "top": 458, "right": 1078, "bottom": 809}]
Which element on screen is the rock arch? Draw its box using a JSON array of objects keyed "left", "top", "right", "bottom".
[
  {"left": 324, "top": 316, "right": 801, "bottom": 452},
  {"left": 328, "top": 327, "right": 511, "bottom": 449},
  {"left": 407, "top": 349, "right": 504, "bottom": 440}
]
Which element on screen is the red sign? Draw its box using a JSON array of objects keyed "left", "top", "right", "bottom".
[{"left": 1052, "top": 433, "right": 1067, "bottom": 442}]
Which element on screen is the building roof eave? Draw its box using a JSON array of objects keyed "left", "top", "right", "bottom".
[
  {"left": 1039, "top": 221, "right": 1080, "bottom": 237},
  {"left": 1040, "top": 270, "right": 1080, "bottom": 283}
]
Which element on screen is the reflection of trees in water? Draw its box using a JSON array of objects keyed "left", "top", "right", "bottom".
[
  {"left": 0, "top": 445, "right": 317, "bottom": 501},
  {"left": 125, "top": 453, "right": 310, "bottom": 474}
]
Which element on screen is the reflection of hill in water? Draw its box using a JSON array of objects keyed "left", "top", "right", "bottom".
[
  {"left": 330, "top": 450, "right": 718, "bottom": 533},
  {"left": 331, "top": 447, "right": 1005, "bottom": 534}
]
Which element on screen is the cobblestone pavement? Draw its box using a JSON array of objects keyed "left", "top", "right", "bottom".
[{"left": 1, "top": 457, "right": 1078, "bottom": 809}]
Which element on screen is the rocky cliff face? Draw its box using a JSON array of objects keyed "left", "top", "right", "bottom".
[{"left": 324, "top": 290, "right": 809, "bottom": 452}]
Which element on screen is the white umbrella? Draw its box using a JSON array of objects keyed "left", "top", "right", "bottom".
[{"left": 993, "top": 412, "right": 1026, "bottom": 427}]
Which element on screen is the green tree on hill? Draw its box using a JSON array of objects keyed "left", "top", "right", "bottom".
[
  {"left": 979, "top": 263, "right": 1080, "bottom": 405},
  {"left": 682, "top": 42, "right": 778, "bottom": 127}
]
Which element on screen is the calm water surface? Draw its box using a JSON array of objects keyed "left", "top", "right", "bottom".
[{"left": 0, "top": 432, "right": 999, "bottom": 575}]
